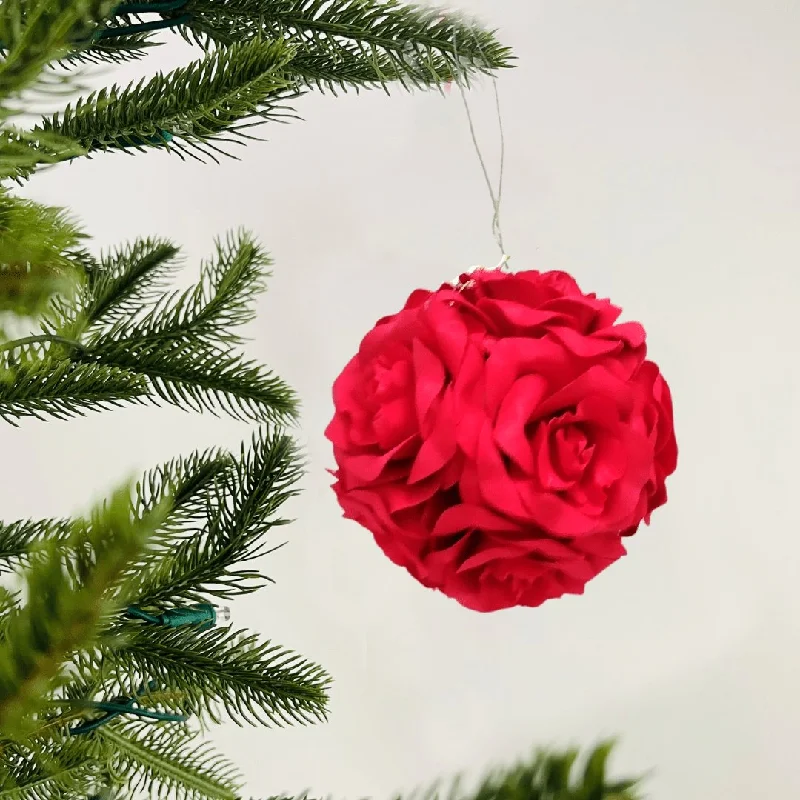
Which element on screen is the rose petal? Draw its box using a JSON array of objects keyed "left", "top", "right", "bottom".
[
  {"left": 432, "top": 503, "right": 524, "bottom": 536},
  {"left": 474, "top": 421, "right": 531, "bottom": 519},
  {"left": 339, "top": 435, "right": 418, "bottom": 485},
  {"left": 408, "top": 389, "right": 458, "bottom": 483},
  {"left": 485, "top": 337, "right": 570, "bottom": 418},
  {"left": 412, "top": 338, "right": 446, "bottom": 426},
  {"left": 494, "top": 374, "right": 549, "bottom": 473}
]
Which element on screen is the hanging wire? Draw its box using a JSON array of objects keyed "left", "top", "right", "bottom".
[{"left": 450, "top": 22, "right": 509, "bottom": 270}]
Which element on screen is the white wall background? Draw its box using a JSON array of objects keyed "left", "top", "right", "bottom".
[{"left": 4, "top": 0, "right": 800, "bottom": 797}]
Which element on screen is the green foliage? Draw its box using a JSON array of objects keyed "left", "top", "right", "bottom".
[
  {"left": 132, "top": 447, "right": 235, "bottom": 533},
  {"left": 0, "top": 192, "right": 86, "bottom": 316},
  {"left": 90, "top": 230, "right": 267, "bottom": 347},
  {"left": 0, "top": 359, "right": 149, "bottom": 425},
  {"left": 0, "top": 0, "right": 113, "bottom": 106},
  {"left": 0, "top": 483, "right": 165, "bottom": 737},
  {"left": 0, "top": 517, "right": 72, "bottom": 570},
  {"left": 124, "top": 429, "right": 302, "bottom": 605},
  {"left": 0, "top": 430, "right": 331, "bottom": 798},
  {"left": 0, "top": 737, "right": 110, "bottom": 800},
  {"left": 98, "top": 722, "right": 241, "bottom": 800},
  {"left": 2, "top": 0, "right": 513, "bottom": 170},
  {"left": 0, "top": 127, "right": 87, "bottom": 182},
  {"left": 0, "top": 0, "right": 117, "bottom": 179},
  {"left": 254, "top": 744, "right": 642, "bottom": 800},
  {"left": 60, "top": 32, "right": 161, "bottom": 67},
  {"left": 395, "top": 743, "right": 642, "bottom": 800},
  {"left": 104, "top": 623, "right": 331, "bottom": 727},
  {"left": 38, "top": 38, "right": 300, "bottom": 162},
  {"left": 0, "top": 229, "right": 297, "bottom": 425},
  {"left": 75, "top": 237, "right": 183, "bottom": 331},
  {"left": 181, "top": 0, "right": 514, "bottom": 88}
]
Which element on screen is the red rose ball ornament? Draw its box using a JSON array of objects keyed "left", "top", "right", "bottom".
[{"left": 325, "top": 268, "right": 677, "bottom": 612}]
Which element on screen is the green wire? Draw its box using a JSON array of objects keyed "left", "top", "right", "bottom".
[
  {"left": 92, "top": 14, "right": 192, "bottom": 41},
  {"left": 0, "top": 1, "right": 192, "bottom": 50},
  {"left": 114, "top": 0, "right": 190, "bottom": 13},
  {"left": 69, "top": 604, "right": 222, "bottom": 735},
  {"left": 69, "top": 681, "right": 188, "bottom": 735}
]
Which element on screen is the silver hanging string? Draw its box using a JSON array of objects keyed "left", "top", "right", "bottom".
[{"left": 450, "top": 23, "right": 509, "bottom": 270}]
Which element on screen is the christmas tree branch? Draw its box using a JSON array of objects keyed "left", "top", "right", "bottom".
[
  {"left": 99, "top": 721, "right": 241, "bottom": 800},
  {"left": 0, "top": 0, "right": 112, "bottom": 105},
  {"left": 0, "top": 193, "right": 86, "bottom": 317},
  {"left": 94, "top": 342, "right": 297, "bottom": 423},
  {"left": 0, "top": 518, "right": 73, "bottom": 571},
  {"left": 451, "top": 742, "right": 642, "bottom": 800},
  {"left": 91, "top": 230, "right": 268, "bottom": 348},
  {"left": 2, "top": 230, "right": 297, "bottom": 425},
  {"left": 125, "top": 429, "right": 302, "bottom": 605},
  {"left": 180, "top": 0, "right": 514, "bottom": 83},
  {"left": 106, "top": 624, "right": 331, "bottom": 728},
  {"left": 60, "top": 31, "right": 162, "bottom": 67},
  {"left": 0, "top": 483, "right": 166, "bottom": 737},
  {"left": 0, "top": 451, "right": 230, "bottom": 573},
  {"left": 0, "top": 360, "right": 148, "bottom": 425},
  {"left": 252, "top": 743, "right": 642, "bottom": 800},
  {"left": 37, "top": 38, "right": 301, "bottom": 162},
  {"left": 78, "top": 231, "right": 296, "bottom": 423},
  {"left": 76, "top": 237, "right": 183, "bottom": 332},
  {"left": 0, "top": 127, "right": 87, "bottom": 182},
  {"left": 0, "top": 737, "right": 109, "bottom": 800},
  {"left": 133, "top": 448, "right": 236, "bottom": 532}
]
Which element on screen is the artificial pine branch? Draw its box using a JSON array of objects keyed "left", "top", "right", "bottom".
[
  {"left": 0, "top": 737, "right": 109, "bottom": 800},
  {"left": 22, "top": 1, "right": 512, "bottom": 165},
  {"left": 0, "top": 429, "right": 328, "bottom": 797},
  {"left": 92, "top": 341, "right": 297, "bottom": 422},
  {"left": 252, "top": 744, "right": 641, "bottom": 800},
  {"left": 389, "top": 743, "right": 641, "bottom": 800},
  {"left": 104, "top": 624, "right": 331, "bottom": 727},
  {"left": 0, "top": 360, "right": 148, "bottom": 425},
  {"left": 180, "top": 0, "right": 514, "bottom": 84},
  {"left": 0, "top": 590, "right": 18, "bottom": 638},
  {"left": 133, "top": 448, "right": 236, "bottom": 533},
  {"left": 37, "top": 38, "right": 301, "bottom": 162},
  {"left": 79, "top": 230, "right": 295, "bottom": 422},
  {"left": 1, "top": 229, "right": 297, "bottom": 425},
  {"left": 0, "top": 192, "right": 86, "bottom": 317},
  {"left": 98, "top": 721, "right": 241, "bottom": 800},
  {"left": 0, "top": 518, "right": 72, "bottom": 571},
  {"left": 74, "top": 237, "right": 183, "bottom": 332},
  {"left": 0, "top": 451, "right": 230, "bottom": 573},
  {"left": 90, "top": 230, "right": 267, "bottom": 348},
  {"left": 0, "top": 483, "right": 166, "bottom": 737},
  {"left": 59, "top": 32, "right": 162, "bottom": 67},
  {"left": 125, "top": 429, "right": 302, "bottom": 605},
  {"left": 0, "top": 0, "right": 113, "bottom": 105},
  {"left": 0, "top": 128, "right": 87, "bottom": 182}
]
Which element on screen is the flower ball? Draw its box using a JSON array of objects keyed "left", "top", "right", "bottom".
[{"left": 325, "top": 268, "right": 677, "bottom": 612}]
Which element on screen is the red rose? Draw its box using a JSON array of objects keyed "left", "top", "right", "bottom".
[{"left": 325, "top": 268, "right": 677, "bottom": 612}]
